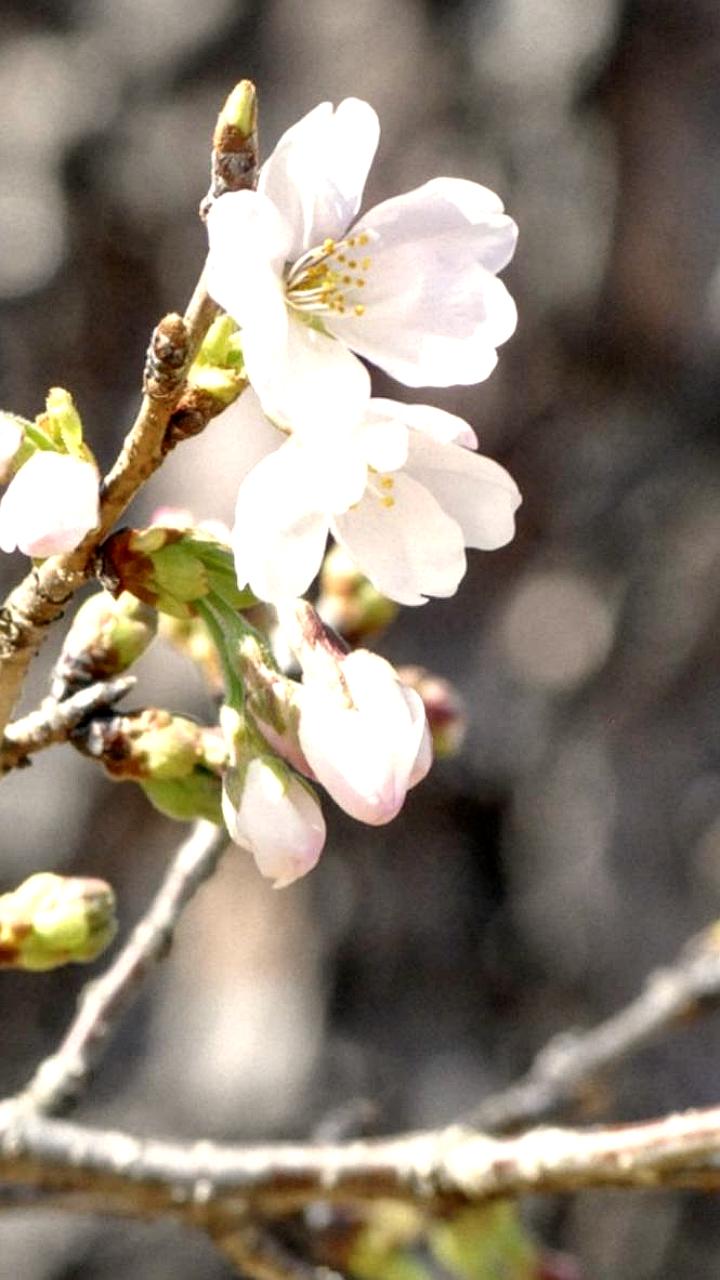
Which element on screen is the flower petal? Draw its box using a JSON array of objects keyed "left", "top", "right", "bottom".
[
  {"left": 405, "top": 431, "right": 521, "bottom": 549},
  {"left": 218, "top": 389, "right": 286, "bottom": 484},
  {"left": 0, "top": 452, "right": 99, "bottom": 557},
  {"left": 298, "top": 650, "right": 429, "bottom": 826},
  {"left": 369, "top": 398, "right": 478, "bottom": 449},
  {"left": 331, "top": 177, "right": 518, "bottom": 387},
  {"left": 333, "top": 472, "right": 466, "bottom": 606},
  {"left": 260, "top": 99, "right": 380, "bottom": 258},
  {"left": 206, "top": 188, "right": 293, "bottom": 321},
  {"left": 253, "top": 314, "right": 371, "bottom": 436},
  {"left": 232, "top": 441, "right": 330, "bottom": 602},
  {"left": 226, "top": 759, "right": 326, "bottom": 888}
]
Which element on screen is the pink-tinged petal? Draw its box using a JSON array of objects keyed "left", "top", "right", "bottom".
[
  {"left": 0, "top": 452, "right": 99, "bottom": 557},
  {"left": 369, "top": 398, "right": 478, "bottom": 449},
  {"left": 260, "top": 99, "right": 380, "bottom": 258},
  {"left": 333, "top": 473, "right": 466, "bottom": 606},
  {"left": 297, "top": 650, "right": 430, "bottom": 826},
  {"left": 355, "top": 177, "right": 517, "bottom": 271},
  {"left": 224, "top": 758, "right": 326, "bottom": 888},
  {"left": 405, "top": 431, "right": 521, "bottom": 550},
  {"left": 254, "top": 313, "right": 371, "bottom": 436},
  {"left": 330, "top": 177, "right": 518, "bottom": 387},
  {"left": 232, "top": 441, "right": 330, "bottom": 602}
]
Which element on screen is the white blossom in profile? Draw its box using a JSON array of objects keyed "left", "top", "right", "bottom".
[{"left": 206, "top": 99, "right": 518, "bottom": 430}]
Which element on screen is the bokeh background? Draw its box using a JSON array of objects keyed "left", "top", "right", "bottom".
[{"left": 1, "top": 0, "right": 720, "bottom": 1275}]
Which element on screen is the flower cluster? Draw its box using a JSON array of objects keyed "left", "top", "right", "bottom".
[
  {"left": 0, "top": 91, "right": 523, "bottom": 893},
  {"left": 206, "top": 98, "right": 521, "bottom": 607}
]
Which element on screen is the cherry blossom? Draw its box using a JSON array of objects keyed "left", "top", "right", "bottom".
[
  {"left": 0, "top": 451, "right": 100, "bottom": 558},
  {"left": 206, "top": 99, "right": 518, "bottom": 430},
  {"left": 228, "top": 392, "right": 520, "bottom": 606},
  {"left": 295, "top": 646, "right": 432, "bottom": 827},
  {"left": 222, "top": 756, "right": 326, "bottom": 888}
]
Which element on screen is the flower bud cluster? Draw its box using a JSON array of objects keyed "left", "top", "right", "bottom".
[{"left": 0, "top": 873, "right": 117, "bottom": 971}]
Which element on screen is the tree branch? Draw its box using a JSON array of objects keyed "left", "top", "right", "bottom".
[
  {"left": 2, "top": 1105, "right": 720, "bottom": 1221},
  {"left": 0, "top": 675, "right": 136, "bottom": 774},
  {"left": 0, "top": 272, "right": 220, "bottom": 737},
  {"left": 18, "top": 819, "right": 229, "bottom": 1116},
  {"left": 470, "top": 925, "right": 720, "bottom": 1133}
]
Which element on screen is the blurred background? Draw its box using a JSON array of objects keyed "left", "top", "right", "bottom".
[{"left": 1, "top": 0, "right": 720, "bottom": 1275}]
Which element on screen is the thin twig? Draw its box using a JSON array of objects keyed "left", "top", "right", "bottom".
[
  {"left": 0, "top": 271, "right": 220, "bottom": 738},
  {"left": 2, "top": 1105, "right": 720, "bottom": 1219},
  {"left": 18, "top": 819, "right": 229, "bottom": 1116},
  {"left": 470, "top": 925, "right": 720, "bottom": 1133},
  {"left": 0, "top": 675, "right": 136, "bottom": 774}
]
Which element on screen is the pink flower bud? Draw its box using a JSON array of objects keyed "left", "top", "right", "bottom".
[
  {"left": 223, "top": 757, "right": 326, "bottom": 889},
  {"left": 297, "top": 648, "right": 432, "bottom": 826},
  {"left": 0, "top": 451, "right": 99, "bottom": 557}
]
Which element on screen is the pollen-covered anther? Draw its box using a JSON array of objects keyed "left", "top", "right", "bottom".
[{"left": 284, "top": 232, "right": 374, "bottom": 321}]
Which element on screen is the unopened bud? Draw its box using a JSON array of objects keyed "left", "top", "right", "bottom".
[
  {"left": 220, "top": 80, "right": 257, "bottom": 136},
  {"left": 73, "top": 708, "right": 205, "bottom": 780},
  {"left": 0, "top": 873, "right": 116, "bottom": 971},
  {"left": 221, "top": 706, "right": 325, "bottom": 888},
  {"left": 101, "top": 525, "right": 252, "bottom": 618},
  {"left": 142, "top": 767, "right": 224, "bottom": 825},
  {"left": 318, "top": 545, "right": 398, "bottom": 643},
  {"left": 237, "top": 634, "right": 309, "bottom": 776},
  {"left": 52, "top": 590, "right": 157, "bottom": 699},
  {"left": 44, "top": 387, "right": 83, "bottom": 454},
  {"left": 281, "top": 602, "right": 432, "bottom": 826},
  {"left": 397, "top": 666, "right": 467, "bottom": 758}
]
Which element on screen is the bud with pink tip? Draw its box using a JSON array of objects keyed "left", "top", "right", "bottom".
[
  {"left": 0, "top": 451, "right": 99, "bottom": 557},
  {"left": 221, "top": 707, "right": 326, "bottom": 888},
  {"left": 285, "top": 602, "right": 432, "bottom": 826}
]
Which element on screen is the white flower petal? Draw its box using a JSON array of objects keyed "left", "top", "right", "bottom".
[
  {"left": 260, "top": 99, "right": 380, "bottom": 258},
  {"left": 0, "top": 452, "right": 99, "bottom": 557},
  {"left": 206, "top": 189, "right": 293, "bottom": 323},
  {"left": 232, "top": 442, "right": 330, "bottom": 601},
  {"left": 254, "top": 313, "right": 371, "bottom": 435},
  {"left": 405, "top": 431, "right": 521, "bottom": 550},
  {"left": 331, "top": 177, "right": 518, "bottom": 387},
  {"left": 369, "top": 398, "right": 478, "bottom": 449},
  {"left": 333, "top": 472, "right": 466, "bottom": 606},
  {"left": 298, "top": 650, "right": 429, "bottom": 826},
  {"left": 226, "top": 758, "right": 326, "bottom": 888},
  {"left": 218, "top": 389, "right": 286, "bottom": 485}
]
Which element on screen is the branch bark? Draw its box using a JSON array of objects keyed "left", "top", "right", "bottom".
[
  {"left": 470, "top": 925, "right": 720, "bottom": 1133},
  {"left": 19, "top": 819, "right": 229, "bottom": 1116},
  {"left": 0, "top": 675, "right": 135, "bottom": 774},
  {"left": 2, "top": 1105, "right": 720, "bottom": 1222}
]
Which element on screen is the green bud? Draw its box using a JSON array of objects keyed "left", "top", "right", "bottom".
[
  {"left": 53, "top": 590, "right": 158, "bottom": 698},
  {"left": 102, "top": 526, "right": 254, "bottom": 620},
  {"left": 187, "top": 363, "right": 246, "bottom": 405},
  {"left": 195, "top": 315, "right": 243, "bottom": 369},
  {"left": 141, "top": 767, "right": 224, "bottom": 825},
  {"left": 74, "top": 708, "right": 205, "bottom": 780},
  {"left": 220, "top": 80, "right": 257, "bottom": 137},
  {"left": 44, "top": 387, "right": 84, "bottom": 456},
  {"left": 0, "top": 873, "right": 117, "bottom": 971}
]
